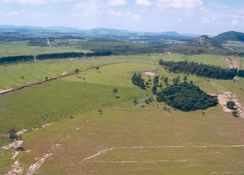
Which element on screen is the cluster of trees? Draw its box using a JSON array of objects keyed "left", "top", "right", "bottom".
[
  {"left": 0, "top": 55, "right": 34, "bottom": 63},
  {"left": 36, "top": 52, "right": 85, "bottom": 60},
  {"left": 131, "top": 73, "right": 146, "bottom": 89},
  {"left": 0, "top": 51, "right": 112, "bottom": 64},
  {"left": 159, "top": 60, "right": 238, "bottom": 79},
  {"left": 156, "top": 82, "right": 218, "bottom": 111}
]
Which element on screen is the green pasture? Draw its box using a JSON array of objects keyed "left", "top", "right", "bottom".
[
  {"left": 19, "top": 105, "right": 244, "bottom": 175},
  {"left": 0, "top": 42, "right": 89, "bottom": 57},
  {"left": 0, "top": 53, "right": 244, "bottom": 174}
]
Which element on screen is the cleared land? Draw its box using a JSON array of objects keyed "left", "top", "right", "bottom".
[{"left": 0, "top": 54, "right": 244, "bottom": 175}]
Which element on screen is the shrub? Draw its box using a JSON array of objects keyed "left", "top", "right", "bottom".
[
  {"left": 113, "top": 88, "right": 118, "bottom": 94},
  {"left": 226, "top": 101, "right": 236, "bottom": 110},
  {"left": 9, "top": 128, "right": 19, "bottom": 141},
  {"left": 232, "top": 111, "right": 239, "bottom": 117}
]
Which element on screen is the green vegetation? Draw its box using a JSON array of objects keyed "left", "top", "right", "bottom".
[
  {"left": 157, "top": 82, "right": 218, "bottom": 111},
  {"left": 131, "top": 73, "right": 146, "bottom": 89},
  {"left": 0, "top": 52, "right": 243, "bottom": 175},
  {"left": 0, "top": 57, "right": 126, "bottom": 89},
  {"left": 0, "top": 80, "right": 144, "bottom": 135},
  {"left": 226, "top": 101, "right": 236, "bottom": 110},
  {"left": 0, "top": 150, "right": 12, "bottom": 174},
  {"left": 159, "top": 59, "right": 238, "bottom": 79}
]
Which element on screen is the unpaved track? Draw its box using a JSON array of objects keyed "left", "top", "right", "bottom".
[{"left": 82, "top": 144, "right": 244, "bottom": 163}]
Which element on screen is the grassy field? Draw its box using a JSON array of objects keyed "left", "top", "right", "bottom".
[
  {"left": 0, "top": 57, "right": 129, "bottom": 89},
  {"left": 0, "top": 42, "right": 89, "bottom": 57},
  {"left": 0, "top": 53, "right": 237, "bottom": 90},
  {"left": 0, "top": 54, "right": 244, "bottom": 174}
]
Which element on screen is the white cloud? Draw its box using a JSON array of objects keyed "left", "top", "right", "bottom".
[
  {"left": 231, "top": 19, "right": 239, "bottom": 26},
  {"left": 156, "top": 0, "right": 203, "bottom": 10},
  {"left": 136, "top": 0, "right": 151, "bottom": 6},
  {"left": 1, "top": 0, "right": 72, "bottom": 5},
  {"left": 72, "top": 1, "right": 103, "bottom": 16},
  {"left": 108, "top": 0, "right": 126, "bottom": 7},
  {"left": 1, "top": 0, "right": 49, "bottom": 4}
]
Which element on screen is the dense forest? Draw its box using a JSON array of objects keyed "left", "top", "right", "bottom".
[
  {"left": 157, "top": 82, "right": 218, "bottom": 111},
  {"left": 159, "top": 60, "right": 240, "bottom": 79}
]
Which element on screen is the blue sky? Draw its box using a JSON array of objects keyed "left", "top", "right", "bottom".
[{"left": 0, "top": 0, "right": 243, "bottom": 35}]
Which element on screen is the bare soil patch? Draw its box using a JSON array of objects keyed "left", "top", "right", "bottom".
[
  {"left": 142, "top": 69, "right": 159, "bottom": 76},
  {"left": 218, "top": 92, "right": 244, "bottom": 118}
]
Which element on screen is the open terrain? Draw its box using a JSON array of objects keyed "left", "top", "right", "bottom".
[{"left": 0, "top": 53, "right": 243, "bottom": 175}]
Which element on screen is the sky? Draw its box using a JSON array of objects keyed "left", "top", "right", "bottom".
[{"left": 0, "top": 0, "right": 243, "bottom": 35}]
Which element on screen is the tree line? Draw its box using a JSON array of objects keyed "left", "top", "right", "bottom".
[
  {"left": 0, "top": 50, "right": 112, "bottom": 64},
  {"left": 159, "top": 59, "right": 242, "bottom": 79}
]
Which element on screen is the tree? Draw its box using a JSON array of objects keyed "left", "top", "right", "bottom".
[
  {"left": 152, "top": 85, "right": 157, "bottom": 95},
  {"left": 153, "top": 76, "right": 160, "bottom": 85},
  {"left": 131, "top": 73, "right": 146, "bottom": 89},
  {"left": 226, "top": 101, "right": 236, "bottom": 110},
  {"left": 133, "top": 99, "right": 138, "bottom": 105},
  {"left": 75, "top": 68, "right": 80, "bottom": 74},
  {"left": 164, "top": 77, "right": 169, "bottom": 86},
  {"left": 113, "top": 88, "right": 118, "bottom": 94},
  {"left": 9, "top": 128, "right": 19, "bottom": 141},
  {"left": 172, "top": 76, "right": 180, "bottom": 85},
  {"left": 183, "top": 75, "right": 188, "bottom": 82}
]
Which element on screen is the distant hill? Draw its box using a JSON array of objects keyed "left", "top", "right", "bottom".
[
  {"left": 0, "top": 25, "right": 195, "bottom": 41},
  {"left": 194, "top": 35, "right": 213, "bottom": 47},
  {"left": 212, "top": 31, "right": 244, "bottom": 45}
]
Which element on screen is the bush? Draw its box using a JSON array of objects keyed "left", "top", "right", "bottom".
[
  {"left": 9, "top": 128, "right": 19, "bottom": 141},
  {"left": 232, "top": 111, "right": 239, "bottom": 117},
  {"left": 226, "top": 101, "right": 236, "bottom": 110},
  {"left": 113, "top": 88, "right": 118, "bottom": 94}
]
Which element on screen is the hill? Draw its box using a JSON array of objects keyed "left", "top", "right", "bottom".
[
  {"left": 194, "top": 35, "right": 213, "bottom": 47},
  {"left": 212, "top": 31, "right": 244, "bottom": 45}
]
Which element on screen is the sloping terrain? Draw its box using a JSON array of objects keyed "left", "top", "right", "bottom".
[{"left": 0, "top": 54, "right": 244, "bottom": 175}]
